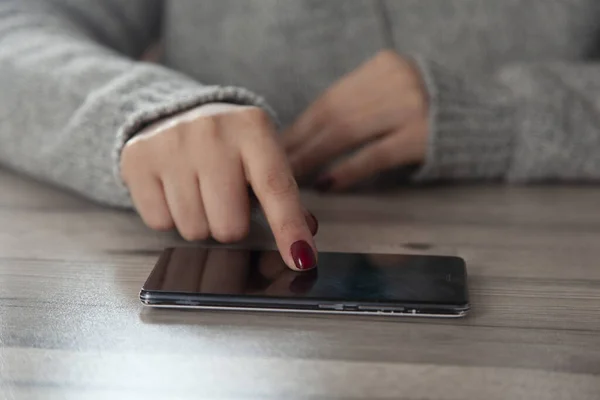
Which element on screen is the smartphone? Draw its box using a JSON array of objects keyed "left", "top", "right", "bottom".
[{"left": 140, "top": 247, "right": 470, "bottom": 318}]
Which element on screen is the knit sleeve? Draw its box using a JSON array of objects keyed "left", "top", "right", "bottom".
[
  {"left": 412, "top": 58, "right": 600, "bottom": 183},
  {"left": 0, "top": 0, "right": 272, "bottom": 207}
]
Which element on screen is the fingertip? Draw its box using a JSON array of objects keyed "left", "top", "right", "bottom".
[{"left": 289, "top": 240, "right": 318, "bottom": 271}]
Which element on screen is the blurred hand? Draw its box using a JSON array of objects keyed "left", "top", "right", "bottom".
[
  {"left": 121, "top": 103, "right": 318, "bottom": 271},
  {"left": 283, "top": 50, "right": 429, "bottom": 191}
]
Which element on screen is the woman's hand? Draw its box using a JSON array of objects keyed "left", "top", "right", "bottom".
[
  {"left": 121, "top": 103, "right": 318, "bottom": 271},
  {"left": 283, "top": 50, "right": 429, "bottom": 191}
]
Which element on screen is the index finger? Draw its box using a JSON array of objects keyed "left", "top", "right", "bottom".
[{"left": 238, "top": 127, "right": 318, "bottom": 271}]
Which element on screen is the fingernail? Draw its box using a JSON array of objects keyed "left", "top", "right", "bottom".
[
  {"left": 290, "top": 270, "right": 318, "bottom": 293},
  {"left": 305, "top": 212, "right": 319, "bottom": 236},
  {"left": 290, "top": 240, "right": 317, "bottom": 270},
  {"left": 314, "top": 176, "right": 334, "bottom": 193}
]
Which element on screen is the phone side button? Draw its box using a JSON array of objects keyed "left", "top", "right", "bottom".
[{"left": 319, "top": 304, "right": 345, "bottom": 311}]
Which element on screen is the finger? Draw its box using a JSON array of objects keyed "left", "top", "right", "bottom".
[
  {"left": 249, "top": 193, "right": 318, "bottom": 237},
  {"left": 127, "top": 175, "right": 174, "bottom": 231},
  {"left": 285, "top": 55, "right": 418, "bottom": 178},
  {"left": 287, "top": 124, "right": 374, "bottom": 178},
  {"left": 162, "top": 172, "right": 210, "bottom": 241},
  {"left": 282, "top": 55, "right": 384, "bottom": 154},
  {"left": 238, "top": 129, "right": 317, "bottom": 271},
  {"left": 281, "top": 101, "right": 327, "bottom": 152},
  {"left": 316, "top": 125, "right": 425, "bottom": 192},
  {"left": 283, "top": 90, "right": 344, "bottom": 176},
  {"left": 199, "top": 148, "right": 251, "bottom": 244},
  {"left": 287, "top": 87, "right": 408, "bottom": 178},
  {"left": 199, "top": 248, "right": 250, "bottom": 294},
  {"left": 281, "top": 61, "right": 369, "bottom": 152}
]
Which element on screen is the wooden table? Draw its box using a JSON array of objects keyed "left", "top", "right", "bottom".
[{"left": 1, "top": 168, "right": 599, "bottom": 400}]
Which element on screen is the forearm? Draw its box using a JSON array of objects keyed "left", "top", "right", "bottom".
[
  {"left": 413, "top": 58, "right": 600, "bottom": 183},
  {"left": 0, "top": 0, "right": 270, "bottom": 207}
]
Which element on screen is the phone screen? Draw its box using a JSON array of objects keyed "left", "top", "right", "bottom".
[{"left": 142, "top": 247, "right": 468, "bottom": 307}]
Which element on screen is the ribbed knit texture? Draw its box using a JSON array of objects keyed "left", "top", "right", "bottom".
[
  {"left": 413, "top": 59, "right": 516, "bottom": 181},
  {"left": 1, "top": 0, "right": 600, "bottom": 207}
]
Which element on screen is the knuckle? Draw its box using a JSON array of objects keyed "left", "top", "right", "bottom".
[
  {"left": 160, "top": 117, "right": 221, "bottom": 156},
  {"left": 191, "top": 116, "right": 222, "bottom": 143},
  {"left": 278, "top": 217, "right": 308, "bottom": 237},
  {"left": 120, "top": 144, "right": 146, "bottom": 183},
  {"left": 144, "top": 214, "right": 174, "bottom": 232},
  {"left": 373, "top": 50, "right": 419, "bottom": 82},
  {"left": 238, "top": 107, "right": 273, "bottom": 129},
  {"left": 375, "top": 49, "right": 401, "bottom": 65},
  {"left": 211, "top": 222, "right": 249, "bottom": 244},
  {"left": 263, "top": 170, "right": 297, "bottom": 197},
  {"left": 156, "top": 129, "right": 186, "bottom": 162},
  {"left": 375, "top": 49, "right": 410, "bottom": 73},
  {"left": 178, "top": 223, "right": 210, "bottom": 242}
]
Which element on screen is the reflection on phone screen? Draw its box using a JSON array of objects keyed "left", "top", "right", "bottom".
[{"left": 144, "top": 248, "right": 468, "bottom": 305}]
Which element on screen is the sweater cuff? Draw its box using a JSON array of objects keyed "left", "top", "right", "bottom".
[
  {"left": 98, "top": 64, "right": 275, "bottom": 206},
  {"left": 411, "top": 58, "right": 517, "bottom": 182}
]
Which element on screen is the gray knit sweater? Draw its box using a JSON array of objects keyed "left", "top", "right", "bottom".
[{"left": 1, "top": 0, "right": 600, "bottom": 207}]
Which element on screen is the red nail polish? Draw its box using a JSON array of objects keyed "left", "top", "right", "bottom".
[
  {"left": 290, "top": 240, "right": 317, "bottom": 270},
  {"left": 305, "top": 212, "right": 319, "bottom": 236},
  {"left": 314, "top": 176, "right": 334, "bottom": 193}
]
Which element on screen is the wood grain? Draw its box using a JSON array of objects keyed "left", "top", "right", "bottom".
[{"left": 1, "top": 168, "right": 599, "bottom": 400}]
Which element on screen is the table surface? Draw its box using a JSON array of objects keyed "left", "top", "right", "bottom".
[{"left": 1, "top": 168, "right": 599, "bottom": 400}]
